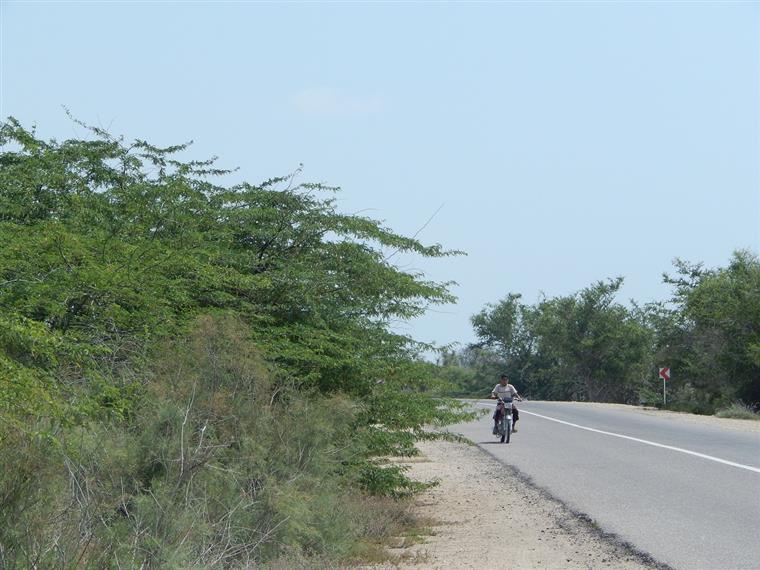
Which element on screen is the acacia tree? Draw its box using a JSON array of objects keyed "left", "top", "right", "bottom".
[
  {"left": 0, "top": 116, "right": 469, "bottom": 471},
  {"left": 650, "top": 251, "right": 760, "bottom": 410},
  {"left": 0, "top": 117, "right": 476, "bottom": 565},
  {"left": 532, "top": 279, "right": 651, "bottom": 402},
  {"left": 470, "top": 293, "right": 544, "bottom": 395},
  {"left": 469, "top": 279, "right": 652, "bottom": 402}
]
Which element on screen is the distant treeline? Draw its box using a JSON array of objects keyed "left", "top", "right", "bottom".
[
  {"left": 440, "top": 252, "right": 760, "bottom": 414},
  {"left": 0, "top": 118, "right": 471, "bottom": 568}
]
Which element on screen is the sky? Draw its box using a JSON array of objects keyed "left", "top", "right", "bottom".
[{"left": 2, "top": 1, "right": 758, "bottom": 352}]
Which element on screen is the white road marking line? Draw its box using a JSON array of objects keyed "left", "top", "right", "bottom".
[{"left": 475, "top": 403, "right": 760, "bottom": 474}]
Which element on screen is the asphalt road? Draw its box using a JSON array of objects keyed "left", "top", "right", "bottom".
[{"left": 451, "top": 401, "right": 760, "bottom": 570}]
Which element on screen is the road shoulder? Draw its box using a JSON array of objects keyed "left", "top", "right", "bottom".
[{"left": 373, "top": 439, "right": 666, "bottom": 570}]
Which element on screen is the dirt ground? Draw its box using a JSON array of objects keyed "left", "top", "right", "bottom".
[
  {"left": 368, "top": 439, "right": 662, "bottom": 570},
  {"left": 365, "top": 404, "right": 756, "bottom": 570}
]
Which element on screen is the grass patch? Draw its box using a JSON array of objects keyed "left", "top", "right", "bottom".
[
  {"left": 715, "top": 401, "right": 760, "bottom": 420},
  {"left": 341, "top": 495, "right": 436, "bottom": 566}
]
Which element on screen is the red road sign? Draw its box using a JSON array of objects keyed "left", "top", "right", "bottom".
[{"left": 659, "top": 367, "right": 670, "bottom": 381}]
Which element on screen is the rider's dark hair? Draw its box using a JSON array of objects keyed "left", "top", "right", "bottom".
[{"left": 500, "top": 374, "right": 508, "bottom": 379}]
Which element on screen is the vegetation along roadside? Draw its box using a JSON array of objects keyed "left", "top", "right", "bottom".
[{"left": 0, "top": 118, "right": 473, "bottom": 568}]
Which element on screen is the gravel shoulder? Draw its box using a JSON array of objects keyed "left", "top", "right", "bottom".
[{"left": 372, "top": 439, "right": 664, "bottom": 570}]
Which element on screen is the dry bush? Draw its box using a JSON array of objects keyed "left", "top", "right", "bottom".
[
  {"left": 1, "top": 315, "right": 428, "bottom": 569},
  {"left": 715, "top": 401, "right": 760, "bottom": 420}
]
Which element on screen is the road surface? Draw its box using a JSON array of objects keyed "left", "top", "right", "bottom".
[{"left": 451, "top": 401, "right": 760, "bottom": 570}]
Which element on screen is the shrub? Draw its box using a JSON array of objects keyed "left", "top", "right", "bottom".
[
  {"left": 715, "top": 401, "right": 760, "bottom": 420},
  {"left": 0, "top": 315, "right": 434, "bottom": 568}
]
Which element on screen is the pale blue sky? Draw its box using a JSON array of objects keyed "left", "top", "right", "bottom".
[{"left": 2, "top": 1, "right": 758, "bottom": 350}]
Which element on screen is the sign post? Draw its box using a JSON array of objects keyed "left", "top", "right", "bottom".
[{"left": 658, "top": 367, "right": 670, "bottom": 406}]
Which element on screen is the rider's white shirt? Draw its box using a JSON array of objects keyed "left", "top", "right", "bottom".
[{"left": 492, "top": 383, "right": 518, "bottom": 401}]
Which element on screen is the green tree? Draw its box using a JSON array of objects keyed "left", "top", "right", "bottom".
[
  {"left": 469, "top": 279, "right": 652, "bottom": 403},
  {"left": 0, "top": 117, "right": 466, "bottom": 427},
  {"left": 0, "top": 117, "right": 473, "bottom": 566},
  {"left": 651, "top": 250, "right": 760, "bottom": 410},
  {"left": 531, "top": 278, "right": 651, "bottom": 402},
  {"left": 470, "top": 293, "right": 542, "bottom": 395}
]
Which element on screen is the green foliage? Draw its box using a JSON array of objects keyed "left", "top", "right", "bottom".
[
  {"left": 0, "top": 117, "right": 471, "bottom": 566},
  {"left": 457, "top": 251, "right": 759, "bottom": 413},
  {"left": 470, "top": 293, "right": 541, "bottom": 394},
  {"left": 715, "top": 401, "right": 760, "bottom": 420},
  {"left": 649, "top": 250, "right": 760, "bottom": 411},
  {"left": 467, "top": 279, "right": 651, "bottom": 403},
  {"left": 0, "top": 115, "right": 462, "bottom": 395},
  {"left": 435, "top": 350, "right": 483, "bottom": 397},
  {"left": 532, "top": 278, "right": 652, "bottom": 402},
  {"left": 357, "top": 462, "right": 430, "bottom": 498},
  {"left": 0, "top": 316, "right": 439, "bottom": 568}
]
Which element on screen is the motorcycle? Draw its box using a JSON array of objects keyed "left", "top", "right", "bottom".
[{"left": 494, "top": 397, "right": 513, "bottom": 444}]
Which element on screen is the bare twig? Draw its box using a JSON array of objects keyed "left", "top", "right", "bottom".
[{"left": 385, "top": 203, "right": 445, "bottom": 263}]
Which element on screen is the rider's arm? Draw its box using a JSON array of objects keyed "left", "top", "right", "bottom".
[{"left": 511, "top": 385, "right": 523, "bottom": 401}]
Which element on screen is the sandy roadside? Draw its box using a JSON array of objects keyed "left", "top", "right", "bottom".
[
  {"left": 366, "top": 438, "right": 664, "bottom": 570},
  {"left": 363, "top": 405, "right": 757, "bottom": 570}
]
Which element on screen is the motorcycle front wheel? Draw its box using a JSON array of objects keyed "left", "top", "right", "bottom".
[{"left": 500, "top": 417, "right": 512, "bottom": 443}]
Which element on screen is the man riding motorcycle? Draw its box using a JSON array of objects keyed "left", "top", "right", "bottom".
[{"left": 491, "top": 374, "right": 522, "bottom": 433}]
